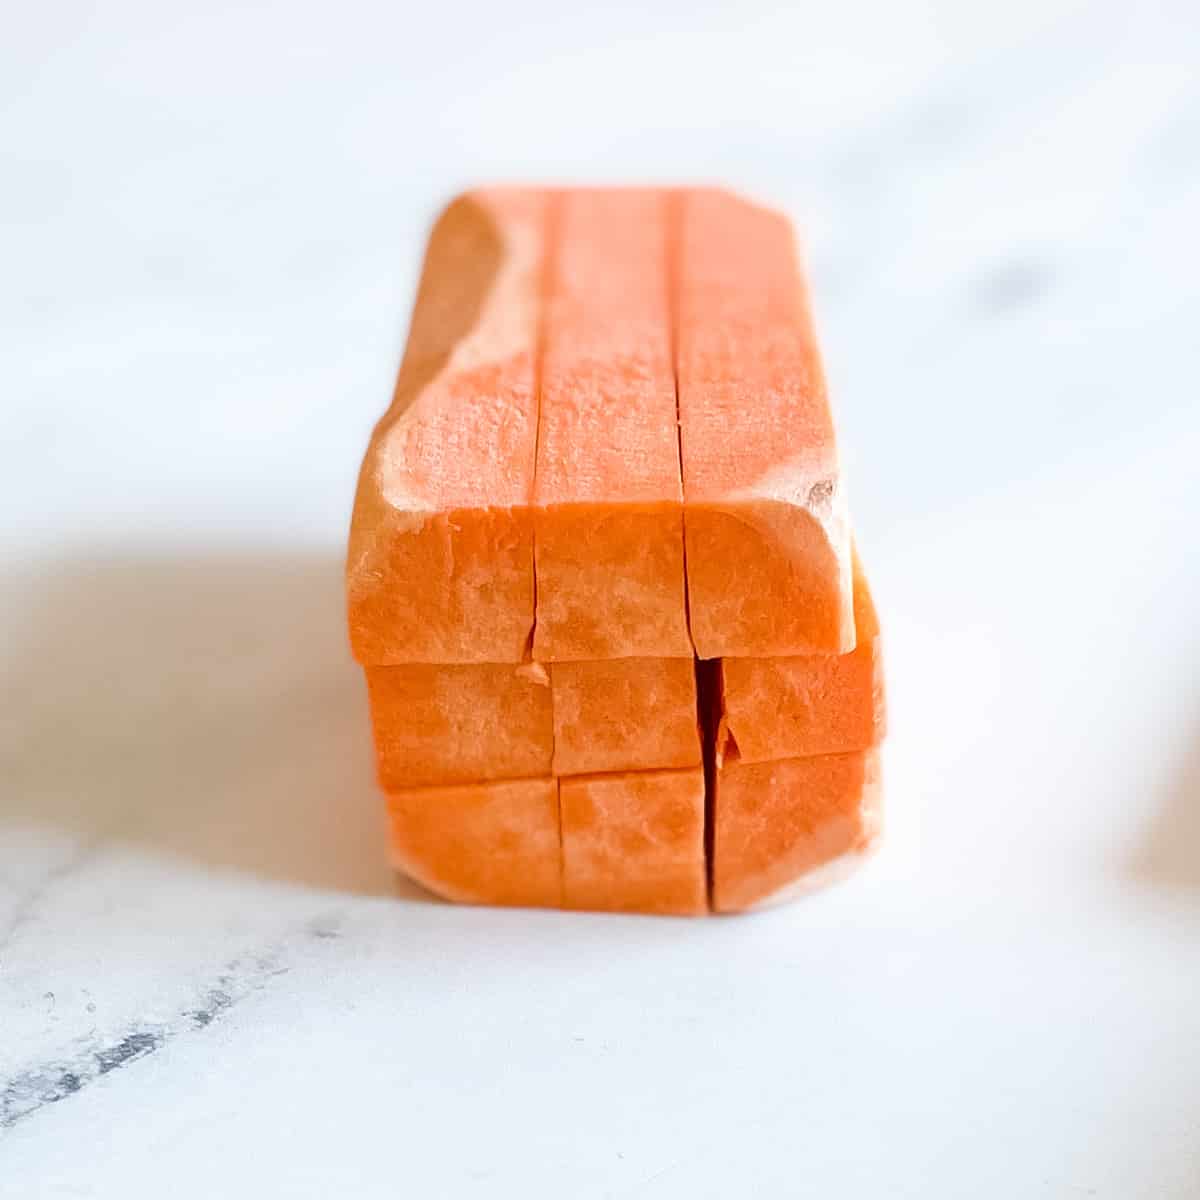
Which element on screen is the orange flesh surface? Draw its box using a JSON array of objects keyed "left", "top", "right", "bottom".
[
  {"left": 676, "top": 188, "right": 854, "bottom": 658},
  {"left": 347, "top": 189, "right": 546, "bottom": 664},
  {"left": 712, "top": 749, "right": 881, "bottom": 913},
  {"left": 550, "top": 657, "right": 700, "bottom": 776},
  {"left": 721, "top": 555, "right": 885, "bottom": 763},
  {"left": 351, "top": 187, "right": 883, "bottom": 916},
  {"left": 533, "top": 189, "right": 691, "bottom": 661},
  {"left": 561, "top": 769, "right": 706, "bottom": 915},
  {"left": 365, "top": 663, "right": 552, "bottom": 789},
  {"left": 387, "top": 778, "right": 561, "bottom": 908}
]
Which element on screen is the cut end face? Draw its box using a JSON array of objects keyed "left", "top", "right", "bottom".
[
  {"left": 365, "top": 662, "right": 553, "bottom": 789},
  {"left": 684, "top": 497, "right": 855, "bottom": 658},
  {"left": 348, "top": 501, "right": 536, "bottom": 665},
  {"left": 533, "top": 503, "right": 692, "bottom": 662},
  {"left": 561, "top": 768, "right": 707, "bottom": 916},
  {"left": 721, "top": 554, "right": 884, "bottom": 762},
  {"left": 711, "top": 748, "right": 881, "bottom": 914},
  {"left": 550, "top": 657, "right": 701, "bottom": 776},
  {"left": 387, "top": 778, "right": 561, "bottom": 908}
]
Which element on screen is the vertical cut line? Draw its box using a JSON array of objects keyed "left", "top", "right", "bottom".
[
  {"left": 527, "top": 189, "right": 562, "bottom": 662},
  {"left": 694, "top": 657, "right": 724, "bottom": 911},
  {"left": 665, "top": 189, "right": 698, "bottom": 659},
  {"left": 671, "top": 190, "right": 717, "bottom": 908},
  {"left": 532, "top": 192, "right": 565, "bottom": 904}
]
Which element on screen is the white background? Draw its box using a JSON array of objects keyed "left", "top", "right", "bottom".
[{"left": 3, "top": 1, "right": 1199, "bottom": 1195}]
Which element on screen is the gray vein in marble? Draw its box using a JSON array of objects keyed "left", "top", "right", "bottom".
[{"left": 0, "top": 946, "right": 292, "bottom": 1133}]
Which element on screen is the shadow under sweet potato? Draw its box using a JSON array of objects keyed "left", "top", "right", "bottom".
[{"left": 0, "top": 548, "right": 429, "bottom": 901}]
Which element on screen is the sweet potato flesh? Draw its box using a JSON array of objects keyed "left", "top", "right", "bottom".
[{"left": 349, "top": 188, "right": 885, "bottom": 913}]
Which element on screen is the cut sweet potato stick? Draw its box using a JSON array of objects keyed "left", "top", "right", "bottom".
[
  {"left": 387, "top": 777, "right": 561, "bottom": 907},
  {"left": 550, "top": 657, "right": 700, "bottom": 776},
  {"left": 365, "top": 663, "right": 553, "bottom": 789},
  {"left": 533, "top": 189, "right": 691, "bottom": 661},
  {"left": 348, "top": 189, "right": 546, "bottom": 664},
  {"left": 721, "top": 553, "right": 885, "bottom": 763},
  {"left": 712, "top": 748, "right": 881, "bottom": 913},
  {"left": 560, "top": 768, "right": 706, "bottom": 915},
  {"left": 675, "top": 188, "right": 854, "bottom": 658}
]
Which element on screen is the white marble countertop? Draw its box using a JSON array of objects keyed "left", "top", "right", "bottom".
[{"left": 3, "top": 2, "right": 1199, "bottom": 1195}]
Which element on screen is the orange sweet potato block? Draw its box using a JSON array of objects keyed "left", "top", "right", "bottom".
[
  {"left": 348, "top": 189, "right": 546, "bottom": 665},
  {"left": 675, "top": 188, "right": 854, "bottom": 658},
  {"left": 350, "top": 186, "right": 885, "bottom": 919},
  {"left": 533, "top": 188, "right": 691, "bottom": 661},
  {"left": 387, "top": 777, "right": 561, "bottom": 907},
  {"left": 712, "top": 749, "right": 881, "bottom": 913},
  {"left": 365, "top": 663, "right": 553, "bottom": 789},
  {"left": 721, "top": 554, "right": 885, "bottom": 763},
  {"left": 550, "top": 657, "right": 700, "bottom": 776},
  {"left": 560, "top": 768, "right": 706, "bottom": 915}
]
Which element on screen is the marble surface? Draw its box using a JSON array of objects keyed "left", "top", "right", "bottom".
[{"left": 3, "top": 1, "right": 1199, "bottom": 1195}]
